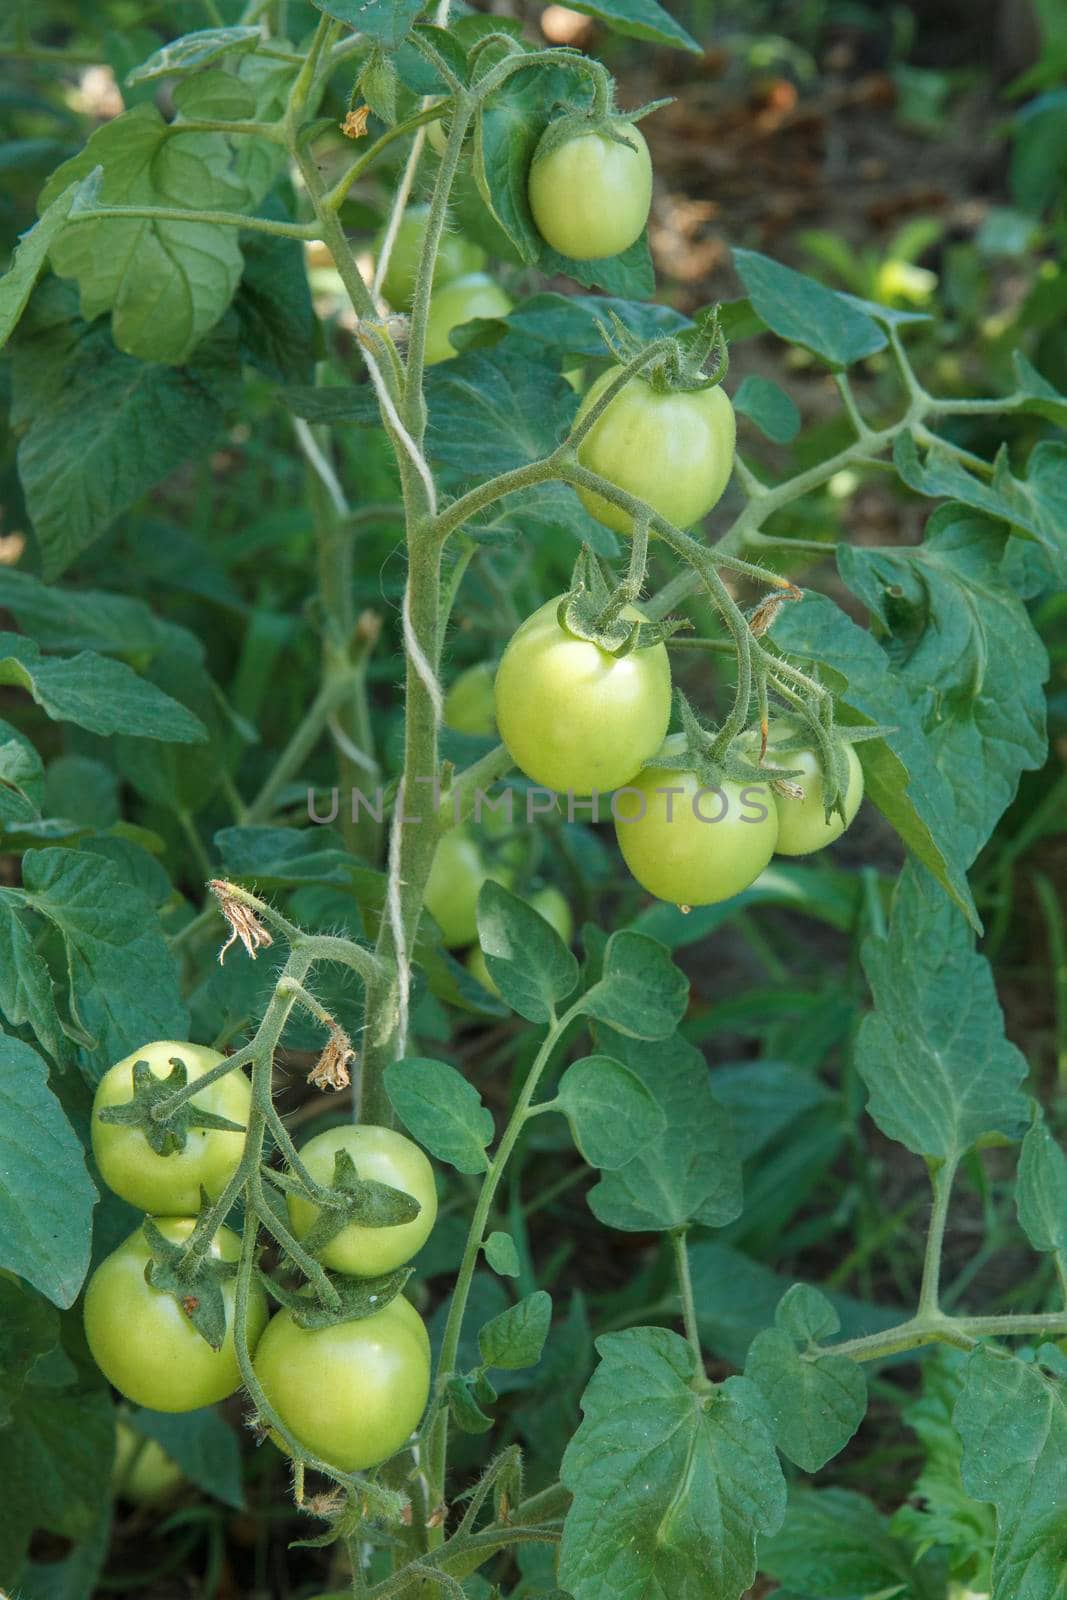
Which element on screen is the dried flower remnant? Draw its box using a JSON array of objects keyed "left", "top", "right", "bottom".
[{"left": 209, "top": 879, "right": 274, "bottom": 965}]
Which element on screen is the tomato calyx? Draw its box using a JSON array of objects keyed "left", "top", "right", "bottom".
[
  {"left": 597, "top": 303, "right": 729, "bottom": 401},
  {"left": 285, "top": 1148, "right": 423, "bottom": 1259},
  {"left": 96, "top": 1055, "right": 246, "bottom": 1157},
  {"left": 260, "top": 1264, "right": 415, "bottom": 1331},
  {"left": 141, "top": 1217, "right": 234, "bottom": 1351},
  {"left": 556, "top": 547, "right": 686, "bottom": 657}
]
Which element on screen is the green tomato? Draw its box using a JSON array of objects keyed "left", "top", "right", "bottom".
[
  {"left": 494, "top": 596, "right": 671, "bottom": 796},
  {"left": 444, "top": 661, "right": 497, "bottom": 736},
  {"left": 377, "top": 204, "right": 487, "bottom": 311},
  {"left": 424, "top": 825, "right": 510, "bottom": 947},
  {"left": 763, "top": 723, "right": 864, "bottom": 856},
  {"left": 614, "top": 735, "right": 778, "bottom": 906},
  {"left": 528, "top": 119, "right": 652, "bottom": 261},
  {"left": 91, "top": 1040, "right": 250, "bottom": 1215},
  {"left": 254, "top": 1297, "right": 431, "bottom": 1473},
  {"left": 425, "top": 273, "right": 512, "bottom": 364},
  {"left": 286, "top": 1124, "right": 438, "bottom": 1277},
  {"left": 84, "top": 1220, "right": 267, "bottom": 1412},
  {"left": 467, "top": 884, "right": 574, "bottom": 996},
  {"left": 575, "top": 370, "right": 736, "bottom": 535},
  {"left": 113, "top": 1420, "right": 184, "bottom": 1506}
]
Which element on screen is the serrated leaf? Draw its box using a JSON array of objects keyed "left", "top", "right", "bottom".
[
  {"left": 555, "top": 1054, "right": 665, "bottom": 1170},
  {"left": 0, "top": 632, "right": 206, "bottom": 744},
  {"left": 505, "top": 290, "right": 690, "bottom": 358},
  {"left": 0, "top": 179, "right": 82, "bottom": 353},
  {"left": 561, "top": 1331, "right": 785, "bottom": 1600},
  {"left": 312, "top": 0, "right": 427, "bottom": 47},
  {"left": 856, "top": 863, "right": 1030, "bottom": 1161},
  {"left": 744, "top": 1326, "right": 866, "bottom": 1473},
  {"left": 483, "top": 1231, "right": 520, "bottom": 1277},
  {"left": 771, "top": 590, "right": 978, "bottom": 928},
  {"left": 478, "top": 1290, "right": 552, "bottom": 1371},
  {"left": 955, "top": 1346, "right": 1067, "bottom": 1600},
  {"left": 0, "top": 1275, "right": 61, "bottom": 1425},
  {"left": 0, "top": 719, "right": 44, "bottom": 829},
  {"left": 588, "top": 1033, "right": 741, "bottom": 1233},
  {"left": 580, "top": 930, "right": 688, "bottom": 1040},
  {"left": 837, "top": 506, "right": 1048, "bottom": 865},
  {"left": 563, "top": 0, "right": 699, "bottom": 51},
  {"left": 126, "top": 26, "right": 263, "bottom": 85},
  {"left": 40, "top": 102, "right": 246, "bottom": 363},
  {"left": 539, "top": 232, "right": 656, "bottom": 297},
  {"left": 11, "top": 278, "right": 238, "bottom": 578},
  {"left": 476, "top": 880, "right": 578, "bottom": 1023},
  {"left": 0, "top": 1034, "right": 96, "bottom": 1308},
  {"left": 733, "top": 248, "right": 887, "bottom": 367},
  {"left": 733, "top": 374, "right": 801, "bottom": 442},
  {"left": 447, "top": 1375, "right": 494, "bottom": 1434},
  {"left": 386, "top": 1057, "right": 494, "bottom": 1173}
]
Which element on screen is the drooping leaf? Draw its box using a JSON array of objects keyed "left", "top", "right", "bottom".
[
  {"left": 733, "top": 375, "right": 801, "bottom": 443},
  {"left": 561, "top": 1330, "right": 786, "bottom": 1600},
  {"left": 733, "top": 248, "right": 887, "bottom": 367},
  {"left": 126, "top": 1407, "right": 245, "bottom": 1508},
  {"left": 126, "top": 26, "right": 263, "bottom": 84},
  {"left": 476, "top": 880, "right": 578, "bottom": 1023}
]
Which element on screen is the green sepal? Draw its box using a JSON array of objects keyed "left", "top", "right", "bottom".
[
  {"left": 472, "top": 1368, "right": 498, "bottom": 1406},
  {"left": 298, "top": 1148, "right": 422, "bottom": 1257},
  {"left": 557, "top": 547, "right": 683, "bottom": 657},
  {"left": 258, "top": 1264, "right": 414, "bottom": 1329},
  {"left": 359, "top": 45, "right": 398, "bottom": 125},
  {"left": 141, "top": 1217, "right": 233, "bottom": 1351},
  {"left": 447, "top": 1374, "right": 494, "bottom": 1434},
  {"left": 96, "top": 1056, "right": 245, "bottom": 1157}
]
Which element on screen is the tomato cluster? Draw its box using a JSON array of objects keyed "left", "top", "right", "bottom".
[{"left": 86, "top": 1043, "right": 436, "bottom": 1474}]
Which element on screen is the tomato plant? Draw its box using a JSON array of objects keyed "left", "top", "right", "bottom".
[{"left": 0, "top": 3, "right": 1064, "bottom": 1599}]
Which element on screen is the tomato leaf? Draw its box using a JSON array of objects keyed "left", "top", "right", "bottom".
[
  {"left": 0, "top": 179, "right": 84, "bottom": 353},
  {"left": 760, "top": 1487, "right": 922, "bottom": 1599},
  {"left": 483, "top": 1231, "right": 521, "bottom": 1277},
  {"left": 447, "top": 1375, "right": 495, "bottom": 1434},
  {"left": 588, "top": 1032, "right": 741, "bottom": 1233},
  {"left": 311, "top": 0, "right": 427, "bottom": 47},
  {"left": 0, "top": 1279, "right": 60, "bottom": 1428},
  {"left": 555, "top": 1054, "right": 666, "bottom": 1170},
  {"left": 1016, "top": 1114, "right": 1067, "bottom": 1262},
  {"left": 478, "top": 1290, "right": 552, "bottom": 1371},
  {"left": 579, "top": 929, "right": 688, "bottom": 1040},
  {"left": 476, "top": 880, "right": 578, "bottom": 1023},
  {"left": 856, "top": 863, "right": 1030, "bottom": 1162},
  {"left": 125, "top": 1406, "right": 245, "bottom": 1509},
  {"left": 744, "top": 1287, "right": 867, "bottom": 1473},
  {"left": 733, "top": 247, "right": 887, "bottom": 368},
  {"left": 385, "top": 1057, "right": 495, "bottom": 1174},
  {"left": 126, "top": 26, "right": 263, "bottom": 85},
  {"left": 564, "top": 0, "right": 699, "bottom": 53},
  {"left": 560, "top": 1331, "right": 786, "bottom": 1600},
  {"left": 474, "top": 63, "right": 586, "bottom": 263},
  {"left": 539, "top": 232, "right": 655, "bottom": 298},
  {"left": 733, "top": 375, "right": 801, "bottom": 443}
]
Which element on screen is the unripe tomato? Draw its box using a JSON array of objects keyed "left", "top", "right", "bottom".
[
  {"left": 84, "top": 1220, "right": 267, "bottom": 1412},
  {"left": 424, "top": 825, "right": 509, "bottom": 947},
  {"left": 286, "top": 1124, "right": 438, "bottom": 1277},
  {"left": 467, "top": 884, "right": 574, "bottom": 995},
  {"left": 113, "top": 1420, "right": 184, "bottom": 1505},
  {"left": 91, "top": 1040, "right": 250, "bottom": 1215},
  {"left": 254, "top": 1296, "right": 431, "bottom": 1473},
  {"left": 494, "top": 597, "right": 671, "bottom": 796},
  {"left": 377, "top": 204, "right": 487, "bottom": 311},
  {"left": 425, "top": 273, "right": 512, "bottom": 364},
  {"left": 614, "top": 735, "right": 778, "bottom": 906},
  {"left": 763, "top": 724, "right": 864, "bottom": 856},
  {"left": 444, "top": 661, "right": 497, "bottom": 736},
  {"left": 575, "top": 371, "right": 736, "bottom": 535},
  {"left": 528, "top": 120, "right": 652, "bottom": 261}
]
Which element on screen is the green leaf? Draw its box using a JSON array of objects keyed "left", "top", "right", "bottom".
[
  {"left": 126, "top": 25, "right": 263, "bottom": 84},
  {"left": 386, "top": 1057, "right": 495, "bottom": 1174},
  {"left": 0, "top": 719, "right": 44, "bottom": 829},
  {"left": 0, "top": 566, "right": 201, "bottom": 661},
  {"left": 955, "top": 1346, "right": 1067, "bottom": 1600},
  {"left": 476, "top": 880, "right": 578, "bottom": 1023},
  {"left": 474, "top": 63, "right": 585, "bottom": 263},
  {"left": 733, "top": 248, "right": 887, "bottom": 367},
  {"left": 1012, "top": 350, "right": 1067, "bottom": 427},
  {"left": 563, "top": 0, "right": 699, "bottom": 51},
  {"left": 634, "top": 861, "right": 864, "bottom": 947},
  {"left": 483, "top": 1231, "right": 520, "bottom": 1277},
  {"left": 0, "top": 179, "right": 82, "bottom": 353},
  {"left": 479, "top": 1290, "right": 552, "bottom": 1371},
  {"left": 561, "top": 1331, "right": 786, "bottom": 1600},
  {"left": 539, "top": 233, "right": 656, "bottom": 298},
  {"left": 771, "top": 591, "right": 979, "bottom": 929},
  {"left": 744, "top": 1288, "right": 867, "bottom": 1473},
  {"left": 40, "top": 102, "right": 246, "bottom": 363},
  {"left": 426, "top": 343, "right": 579, "bottom": 483},
  {"left": 447, "top": 1374, "right": 494, "bottom": 1434},
  {"left": 733, "top": 375, "right": 801, "bottom": 443},
  {"left": 894, "top": 432, "right": 1067, "bottom": 582},
  {"left": 126, "top": 1407, "right": 244, "bottom": 1508},
  {"left": 0, "top": 632, "right": 206, "bottom": 744},
  {"left": 0, "top": 892, "right": 67, "bottom": 1061},
  {"left": 588, "top": 1032, "right": 741, "bottom": 1233},
  {"left": 504, "top": 290, "right": 690, "bottom": 358},
  {"left": 580, "top": 930, "right": 688, "bottom": 1041},
  {"left": 760, "top": 1486, "right": 920, "bottom": 1599},
  {"left": 555, "top": 1054, "right": 666, "bottom": 1170},
  {"left": 312, "top": 0, "right": 427, "bottom": 47},
  {"left": 10, "top": 279, "right": 238, "bottom": 578},
  {"left": 0, "top": 1277, "right": 60, "bottom": 1426},
  {"left": 838, "top": 507, "right": 1049, "bottom": 864},
  {"left": 234, "top": 226, "right": 316, "bottom": 384},
  {"left": 711, "top": 1061, "right": 831, "bottom": 1160},
  {"left": 0, "top": 1034, "right": 96, "bottom": 1308},
  {"left": 1016, "top": 1114, "right": 1067, "bottom": 1261},
  {"left": 856, "top": 864, "right": 1030, "bottom": 1161},
  {"left": 22, "top": 847, "right": 188, "bottom": 1072}
]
